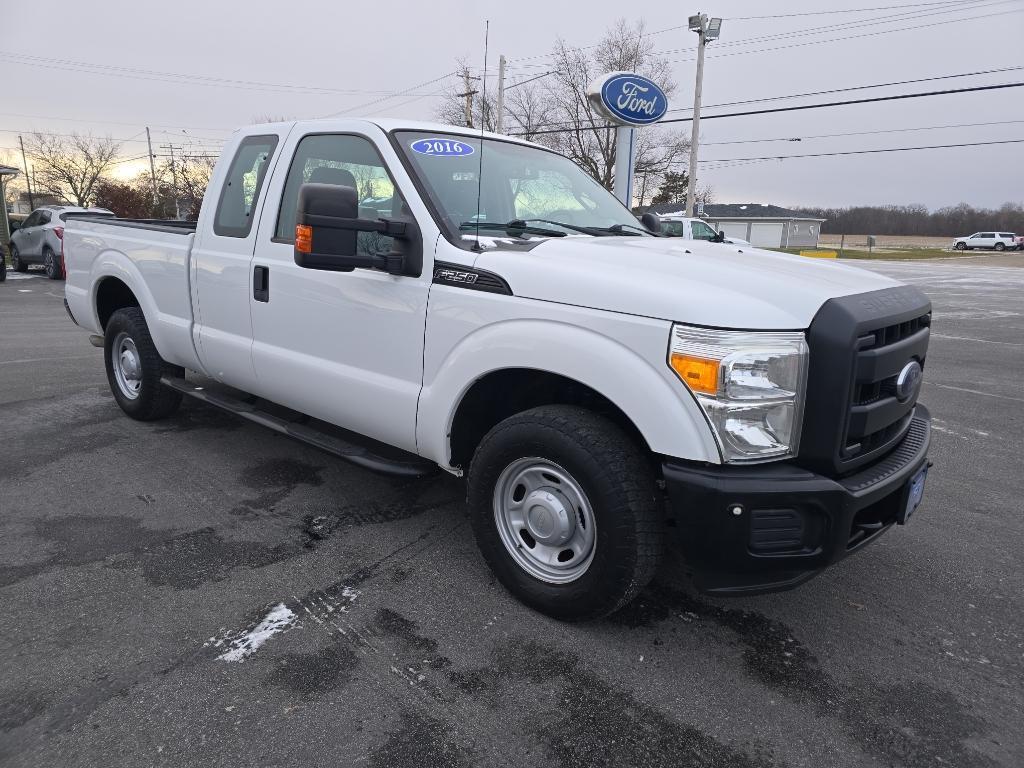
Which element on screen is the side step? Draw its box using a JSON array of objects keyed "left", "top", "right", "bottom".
[{"left": 161, "top": 375, "right": 436, "bottom": 478}]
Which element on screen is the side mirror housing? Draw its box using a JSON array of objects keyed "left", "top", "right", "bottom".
[
  {"left": 713, "top": 230, "right": 726, "bottom": 243},
  {"left": 639, "top": 212, "right": 662, "bottom": 234},
  {"left": 293, "top": 182, "right": 422, "bottom": 276}
]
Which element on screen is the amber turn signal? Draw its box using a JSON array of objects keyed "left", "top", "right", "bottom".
[
  {"left": 295, "top": 224, "right": 312, "bottom": 254},
  {"left": 669, "top": 353, "right": 720, "bottom": 395}
]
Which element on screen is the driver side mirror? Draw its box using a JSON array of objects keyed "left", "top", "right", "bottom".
[
  {"left": 713, "top": 230, "right": 726, "bottom": 243},
  {"left": 639, "top": 212, "right": 662, "bottom": 235},
  {"left": 293, "top": 182, "right": 421, "bottom": 276}
]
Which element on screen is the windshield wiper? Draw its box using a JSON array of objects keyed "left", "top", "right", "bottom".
[
  {"left": 459, "top": 221, "right": 567, "bottom": 238},
  {"left": 604, "top": 223, "right": 655, "bottom": 236},
  {"left": 515, "top": 218, "right": 610, "bottom": 236}
]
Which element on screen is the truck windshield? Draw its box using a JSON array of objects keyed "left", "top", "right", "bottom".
[{"left": 395, "top": 131, "right": 651, "bottom": 247}]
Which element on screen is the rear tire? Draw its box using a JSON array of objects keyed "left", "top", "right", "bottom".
[
  {"left": 994, "top": 242, "right": 1005, "bottom": 251},
  {"left": 11, "top": 245, "right": 27, "bottom": 272},
  {"left": 104, "top": 307, "right": 183, "bottom": 420},
  {"left": 43, "top": 247, "right": 62, "bottom": 280},
  {"left": 467, "top": 405, "right": 663, "bottom": 621}
]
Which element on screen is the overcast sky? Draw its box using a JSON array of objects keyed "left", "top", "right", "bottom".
[{"left": 2, "top": 0, "right": 1022, "bottom": 209}]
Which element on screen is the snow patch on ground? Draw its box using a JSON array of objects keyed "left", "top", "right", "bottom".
[{"left": 207, "top": 603, "right": 299, "bottom": 662}]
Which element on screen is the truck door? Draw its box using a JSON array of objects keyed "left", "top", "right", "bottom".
[
  {"left": 190, "top": 133, "right": 282, "bottom": 391},
  {"left": 248, "top": 130, "right": 431, "bottom": 454}
]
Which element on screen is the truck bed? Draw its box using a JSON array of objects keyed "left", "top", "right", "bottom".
[
  {"left": 64, "top": 214, "right": 202, "bottom": 373},
  {"left": 63, "top": 213, "right": 197, "bottom": 235}
]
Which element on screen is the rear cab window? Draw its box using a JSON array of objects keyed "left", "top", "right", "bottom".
[{"left": 213, "top": 134, "right": 279, "bottom": 237}]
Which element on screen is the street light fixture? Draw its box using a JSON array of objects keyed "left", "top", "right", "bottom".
[{"left": 685, "top": 14, "right": 723, "bottom": 219}]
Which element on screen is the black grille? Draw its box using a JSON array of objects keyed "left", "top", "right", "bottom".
[
  {"left": 843, "top": 313, "right": 930, "bottom": 459},
  {"left": 799, "top": 285, "right": 932, "bottom": 476}
]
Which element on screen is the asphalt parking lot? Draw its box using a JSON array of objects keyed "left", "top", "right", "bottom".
[{"left": 1, "top": 255, "right": 1022, "bottom": 768}]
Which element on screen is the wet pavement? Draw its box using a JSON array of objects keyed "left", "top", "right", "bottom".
[{"left": 1, "top": 256, "right": 1022, "bottom": 767}]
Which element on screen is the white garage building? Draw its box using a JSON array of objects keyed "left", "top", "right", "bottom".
[{"left": 645, "top": 202, "right": 827, "bottom": 249}]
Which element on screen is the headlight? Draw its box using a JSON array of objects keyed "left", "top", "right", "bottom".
[{"left": 668, "top": 325, "right": 808, "bottom": 463}]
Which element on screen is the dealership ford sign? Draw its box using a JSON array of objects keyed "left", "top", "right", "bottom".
[{"left": 587, "top": 72, "right": 669, "bottom": 126}]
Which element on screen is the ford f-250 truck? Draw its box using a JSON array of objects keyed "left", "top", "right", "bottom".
[{"left": 64, "top": 119, "right": 932, "bottom": 620}]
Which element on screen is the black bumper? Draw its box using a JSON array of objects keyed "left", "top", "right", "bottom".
[{"left": 664, "top": 404, "right": 931, "bottom": 596}]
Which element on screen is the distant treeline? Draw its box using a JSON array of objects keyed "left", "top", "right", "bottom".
[{"left": 792, "top": 203, "right": 1024, "bottom": 236}]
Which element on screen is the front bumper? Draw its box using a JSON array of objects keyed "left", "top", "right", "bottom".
[{"left": 664, "top": 404, "right": 931, "bottom": 596}]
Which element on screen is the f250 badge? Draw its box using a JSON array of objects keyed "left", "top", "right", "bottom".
[{"left": 434, "top": 268, "right": 479, "bottom": 285}]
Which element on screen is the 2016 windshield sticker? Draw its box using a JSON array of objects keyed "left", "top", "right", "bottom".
[{"left": 411, "top": 138, "right": 475, "bottom": 157}]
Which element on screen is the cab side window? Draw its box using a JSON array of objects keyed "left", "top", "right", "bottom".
[
  {"left": 213, "top": 135, "right": 279, "bottom": 238},
  {"left": 275, "top": 134, "right": 406, "bottom": 257}
]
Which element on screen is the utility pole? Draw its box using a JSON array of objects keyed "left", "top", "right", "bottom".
[
  {"left": 456, "top": 68, "right": 480, "bottom": 129},
  {"left": 146, "top": 127, "right": 159, "bottom": 209},
  {"left": 18, "top": 135, "right": 34, "bottom": 209},
  {"left": 159, "top": 143, "right": 181, "bottom": 219},
  {"left": 685, "top": 14, "right": 722, "bottom": 219},
  {"left": 495, "top": 55, "right": 507, "bottom": 134}
]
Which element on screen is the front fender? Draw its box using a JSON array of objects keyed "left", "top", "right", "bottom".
[{"left": 417, "top": 318, "right": 720, "bottom": 469}]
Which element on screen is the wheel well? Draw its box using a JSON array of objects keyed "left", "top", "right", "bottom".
[
  {"left": 95, "top": 277, "right": 140, "bottom": 330},
  {"left": 448, "top": 369, "right": 652, "bottom": 470}
]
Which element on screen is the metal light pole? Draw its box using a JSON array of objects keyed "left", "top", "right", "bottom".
[{"left": 685, "top": 14, "right": 722, "bottom": 218}]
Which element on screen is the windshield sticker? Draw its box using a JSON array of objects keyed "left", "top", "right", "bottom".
[{"left": 411, "top": 138, "right": 475, "bottom": 157}]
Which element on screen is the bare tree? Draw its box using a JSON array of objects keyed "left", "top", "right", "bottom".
[
  {"left": 435, "top": 20, "right": 689, "bottom": 203},
  {"left": 27, "top": 132, "right": 121, "bottom": 207}
]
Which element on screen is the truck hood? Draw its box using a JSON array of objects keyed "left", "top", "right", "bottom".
[{"left": 472, "top": 237, "right": 901, "bottom": 329}]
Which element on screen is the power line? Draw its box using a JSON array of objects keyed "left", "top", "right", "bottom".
[
  {"left": 660, "top": 6, "right": 1024, "bottom": 65},
  {"left": 668, "top": 65, "right": 1024, "bottom": 113},
  {"left": 693, "top": 138, "right": 1024, "bottom": 164},
  {"left": 511, "top": 81, "right": 1024, "bottom": 136},
  {"left": 521, "top": 66, "right": 1024, "bottom": 130},
  {"left": 0, "top": 50, "right": 450, "bottom": 98},
  {"left": 726, "top": 0, "right": 981, "bottom": 19},
  {"left": 321, "top": 72, "right": 459, "bottom": 118},
  {"left": 656, "top": 0, "right": 1007, "bottom": 55},
  {"left": 497, "top": 0, "right": 987, "bottom": 71},
  {"left": 700, "top": 119, "right": 1024, "bottom": 146}
]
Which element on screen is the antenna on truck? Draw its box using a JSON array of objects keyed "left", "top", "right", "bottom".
[{"left": 471, "top": 20, "right": 490, "bottom": 253}]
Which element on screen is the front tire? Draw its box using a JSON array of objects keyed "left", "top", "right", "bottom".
[
  {"left": 43, "top": 247, "right": 62, "bottom": 280},
  {"left": 11, "top": 245, "right": 27, "bottom": 272},
  {"left": 467, "top": 405, "right": 663, "bottom": 621},
  {"left": 104, "top": 307, "right": 183, "bottom": 420}
]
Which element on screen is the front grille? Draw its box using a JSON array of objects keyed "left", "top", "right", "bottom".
[
  {"left": 799, "top": 285, "right": 932, "bottom": 476},
  {"left": 842, "top": 313, "right": 930, "bottom": 460}
]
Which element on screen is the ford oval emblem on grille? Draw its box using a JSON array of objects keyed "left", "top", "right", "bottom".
[{"left": 895, "top": 360, "right": 923, "bottom": 401}]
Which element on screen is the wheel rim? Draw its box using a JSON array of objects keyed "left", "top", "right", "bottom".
[
  {"left": 11, "top": 248, "right": 19, "bottom": 267},
  {"left": 111, "top": 331, "right": 143, "bottom": 400},
  {"left": 493, "top": 457, "right": 597, "bottom": 584},
  {"left": 45, "top": 253, "right": 56, "bottom": 276}
]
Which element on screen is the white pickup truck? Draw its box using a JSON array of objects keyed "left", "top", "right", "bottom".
[
  {"left": 658, "top": 215, "right": 751, "bottom": 246},
  {"left": 64, "top": 119, "right": 933, "bottom": 619}
]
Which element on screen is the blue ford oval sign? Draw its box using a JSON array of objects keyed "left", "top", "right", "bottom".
[
  {"left": 410, "top": 137, "right": 475, "bottom": 157},
  {"left": 587, "top": 72, "right": 669, "bottom": 126}
]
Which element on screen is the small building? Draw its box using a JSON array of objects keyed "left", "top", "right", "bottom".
[{"left": 644, "top": 202, "right": 827, "bottom": 249}]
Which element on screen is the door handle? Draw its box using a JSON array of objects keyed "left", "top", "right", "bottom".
[{"left": 253, "top": 266, "right": 269, "bottom": 302}]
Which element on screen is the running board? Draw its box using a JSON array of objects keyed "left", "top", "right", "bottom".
[{"left": 160, "top": 376, "right": 435, "bottom": 478}]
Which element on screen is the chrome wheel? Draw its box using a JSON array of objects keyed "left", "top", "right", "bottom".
[
  {"left": 493, "top": 457, "right": 597, "bottom": 584},
  {"left": 111, "top": 332, "right": 143, "bottom": 400}
]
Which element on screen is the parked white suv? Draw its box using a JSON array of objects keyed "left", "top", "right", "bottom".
[
  {"left": 952, "top": 232, "right": 1017, "bottom": 251},
  {"left": 9, "top": 205, "right": 114, "bottom": 278}
]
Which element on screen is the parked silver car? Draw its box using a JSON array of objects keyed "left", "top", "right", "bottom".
[{"left": 10, "top": 206, "right": 114, "bottom": 279}]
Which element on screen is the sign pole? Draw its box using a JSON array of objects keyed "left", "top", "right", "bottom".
[{"left": 613, "top": 125, "right": 636, "bottom": 208}]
